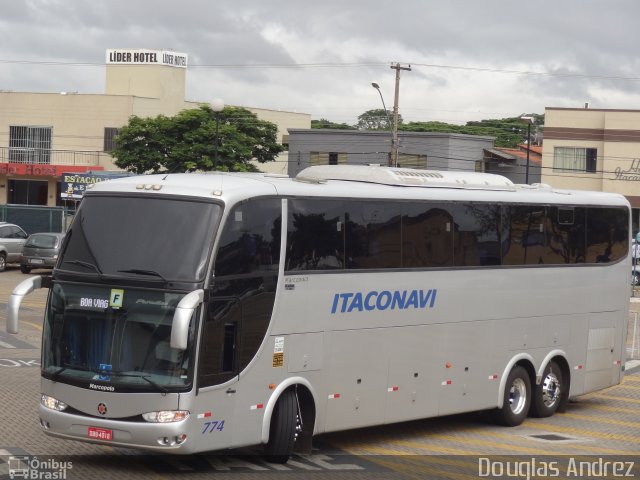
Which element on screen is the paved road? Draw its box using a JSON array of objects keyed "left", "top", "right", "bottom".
[{"left": 0, "top": 267, "right": 638, "bottom": 479}]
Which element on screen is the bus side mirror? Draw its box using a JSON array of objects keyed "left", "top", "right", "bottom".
[
  {"left": 170, "top": 289, "right": 204, "bottom": 350},
  {"left": 7, "top": 275, "right": 50, "bottom": 334}
]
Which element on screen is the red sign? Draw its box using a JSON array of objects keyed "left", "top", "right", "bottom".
[
  {"left": 87, "top": 426, "right": 113, "bottom": 441},
  {"left": 0, "top": 163, "right": 104, "bottom": 177}
]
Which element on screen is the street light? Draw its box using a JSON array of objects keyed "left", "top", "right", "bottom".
[
  {"left": 211, "top": 98, "right": 225, "bottom": 170},
  {"left": 371, "top": 82, "right": 393, "bottom": 167},
  {"left": 520, "top": 115, "right": 534, "bottom": 184}
]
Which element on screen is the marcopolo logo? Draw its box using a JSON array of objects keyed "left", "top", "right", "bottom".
[
  {"left": 89, "top": 383, "right": 115, "bottom": 392},
  {"left": 330, "top": 289, "right": 437, "bottom": 314}
]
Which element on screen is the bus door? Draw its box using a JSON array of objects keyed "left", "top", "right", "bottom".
[{"left": 197, "top": 198, "right": 282, "bottom": 447}]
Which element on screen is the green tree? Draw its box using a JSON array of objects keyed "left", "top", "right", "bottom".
[
  {"left": 112, "top": 105, "right": 284, "bottom": 174},
  {"left": 311, "top": 118, "right": 356, "bottom": 130},
  {"left": 356, "top": 109, "right": 402, "bottom": 130},
  {"left": 401, "top": 115, "right": 544, "bottom": 148}
]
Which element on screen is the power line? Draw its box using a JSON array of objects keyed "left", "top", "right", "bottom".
[{"left": 2, "top": 57, "right": 640, "bottom": 82}]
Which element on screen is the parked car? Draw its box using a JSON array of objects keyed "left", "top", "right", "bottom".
[
  {"left": 0, "top": 222, "right": 28, "bottom": 271},
  {"left": 20, "top": 232, "right": 65, "bottom": 274}
]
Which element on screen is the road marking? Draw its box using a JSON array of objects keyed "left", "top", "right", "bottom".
[
  {"left": 613, "top": 383, "right": 640, "bottom": 391},
  {"left": 622, "top": 375, "right": 640, "bottom": 383},
  {"left": 22, "top": 321, "right": 43, "bottom": 332},
  {"left": 557, "top": 412, "right": 640, "bottom": 430},
  {"left": 523, "top": 419, "right": 640, "bottom": 443},
  {"left": 0, "top": 335, "right": 35, "bottom": 349},
  {"left": 590, "top": 393, "right": 640, "bottom": 405}
]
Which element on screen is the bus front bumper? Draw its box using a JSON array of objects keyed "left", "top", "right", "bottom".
[{"left": 39, "top": 405, "right": 195, "bottom": 453}]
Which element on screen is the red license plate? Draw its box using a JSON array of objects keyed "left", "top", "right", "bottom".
[{"left": 88, "top": 426, "right": 113, "bottom": 441}]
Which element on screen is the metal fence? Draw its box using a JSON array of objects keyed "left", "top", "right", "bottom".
[
  {"left": 0, "top": 146, "right": 101, "bottom": 166},
  {"left": 0, "top": 205, "right": 65, "bottom": 234}
]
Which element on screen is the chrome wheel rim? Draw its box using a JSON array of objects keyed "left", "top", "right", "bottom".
[
  {"left": 509, "top": 378, "right": 527, "bottom": 415},
  {"left": 542, "top": 372, "right": 561, "bottom": 408}
]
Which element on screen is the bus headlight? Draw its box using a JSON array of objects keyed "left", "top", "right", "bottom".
[
  {"left": 41, "top": 394, "right": 68, "bottom": 412},
  {"left": 142, "top": 410, "right": 189, "bottom": 423}
]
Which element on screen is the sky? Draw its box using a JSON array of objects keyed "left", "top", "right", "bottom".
[{"left": 2, "top": 0, "right": 640, "bottom": 126}]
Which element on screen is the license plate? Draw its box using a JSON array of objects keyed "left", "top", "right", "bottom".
[
  {"left": 29, "top": 259, "right": 44, "bottom": 264},
  {"left": 87, "top": 426, "right": 113, "bottom": 441}
]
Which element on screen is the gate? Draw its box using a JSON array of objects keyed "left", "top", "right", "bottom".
[{"left": 0, "top": 205, "right": 65, "bottom": 234}]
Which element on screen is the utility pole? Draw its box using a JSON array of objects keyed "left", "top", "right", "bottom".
[{"left": 390, "top": 62, "right": 411, "bottom": 167}]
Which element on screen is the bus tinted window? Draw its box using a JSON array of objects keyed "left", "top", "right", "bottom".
[
  {"left": 586, "top": 207, "right": 628, "bottom": 263},
  {"left": 545, "top": 207, "right": 586, "bottom": 264},
  {"left": 402, "top": 204, "right": 454, "bottom": 268},
  {"left": 214, "top": 199, "right": 281, "bottom": 276},
  {"left": 346, "top": 202, "right": 401, "bottom": 269},
  {"left": 454, "top": 204, "right": 502, "bottom": 266},
  {"left": 287, "top": 199, "right": 344, "bottom": 270},
  {"left": 503, "top": 206, "right": 547, "bottom": 265},
  {"left": 284, "top": 199, "right": 628, "bottom": 272}
]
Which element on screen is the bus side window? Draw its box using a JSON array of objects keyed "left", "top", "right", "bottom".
[
  {"left": 287, "top": 199, "right": 344, "bottom": 271},
  {"left": 402, "top": 204, "right": 455, "bottom": 268},
  {"left": 214, "top": 199, "right": 281, "bottom": 276},
  {"left": 586, "top": 207, "right": 629, "bottom": 263}
]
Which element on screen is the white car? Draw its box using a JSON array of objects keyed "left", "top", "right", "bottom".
[{"left": 0, "top": 223, "right": 28, "bottom": 271}]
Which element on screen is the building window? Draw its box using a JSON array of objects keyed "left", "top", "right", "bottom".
[
  {"left": 553, "top": 147, "right": 597, "bottom": 173},
  {"left": 397, "top": 154, "right": 427, "bottom": 169},
  {"left": 9, "top": 126, "right": 52, "bottom": 164},
  {"left": 8, "top": 179, "right": 48, "bottom": 205},
  {"left": 104, "top": 128, "right": 119, "bottom": 152},
  {"left": 309, "top": 152, "right": 347, "bottom": 166}
]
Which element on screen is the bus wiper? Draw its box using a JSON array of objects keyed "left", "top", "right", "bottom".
[
  {"left": 62, "top": 260, "right": 103, "bottom": 275},
  {"left": 111, "top": 371, "right": 169, "bottom": 393},
  {"left": 117, "top": 269, "right": 167, "bottom": 283},
  {"left": 51, "top": 364, "right": 99, "bottom": 379}
]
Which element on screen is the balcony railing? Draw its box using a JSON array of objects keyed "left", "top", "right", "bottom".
[{"left": 0, "top": 147, "right": 102, "bottom": 166}]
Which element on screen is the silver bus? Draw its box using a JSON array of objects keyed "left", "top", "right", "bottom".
[{"left": 7, "top": 165, "right": 630, "bottom": 462}]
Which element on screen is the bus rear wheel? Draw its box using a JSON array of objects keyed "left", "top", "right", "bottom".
[
  {"left": 264, "top": 389, "right": 300, "bottom": 464},
  {"left": 530, "top": 361, "right": 562, "bottom": 418},
  {"left": 494, "top": 365, "right": 531, "bottom": 427}
]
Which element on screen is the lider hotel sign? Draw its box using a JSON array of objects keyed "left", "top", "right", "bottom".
[{"left": 106, "top": 49, "right": 188, "bottom": 68}]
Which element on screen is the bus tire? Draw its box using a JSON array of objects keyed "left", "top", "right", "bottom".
[
  {"left": 494, "top": 365, "right": 531, "bottom": 427},
  {"left": 264, "top": 389, "right": 298, "bottom": 464},
  {"left": 530, "top": 361, "right": 562, "bottom": 418}
]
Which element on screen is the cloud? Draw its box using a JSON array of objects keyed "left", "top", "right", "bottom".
[{"left": 2, "top": 0, "right": 640, "bottom": 124}]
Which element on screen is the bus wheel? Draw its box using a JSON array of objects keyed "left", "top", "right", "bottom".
[
  {"left": 495, "top": 365, "right": 531, "bottom": 427},
  {"left": 530, "top": 361, "right": 562, "bottom": 418},
  {"left": 265, "top": 389, "right": 299, "bottom": 464}
]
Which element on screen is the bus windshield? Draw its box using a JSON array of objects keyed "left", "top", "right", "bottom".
[
  {"left": 42, "top": 283, "right": 197, "bottom": 391},
  {"left": 58, "top": 195, "right": 221, "bottom": 282}
]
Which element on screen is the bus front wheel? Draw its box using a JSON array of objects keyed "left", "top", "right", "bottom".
[
  {"left": 494, "top": 365, "right": 531, "bottom": 427},
  {"left": 265, "top": 389, "right": 299, "bottom": 464},
  {"left": 530, "top": 361, "right": 562, "bottom": 418}
]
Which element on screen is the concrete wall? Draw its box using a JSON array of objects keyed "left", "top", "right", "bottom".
[
  {"left": 543, "top": 108, "right": 640, "bottom": 204},
  {"left": 287, "top": 129, "right": 495, "bottom": 177}
]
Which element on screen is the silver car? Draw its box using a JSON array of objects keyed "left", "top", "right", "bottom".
[
  {"left": 20, "top": 232, "right": 65, "bottom": 274},
  {"left": 0, "top": 223, "right": 28, "bottom": 271}
]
